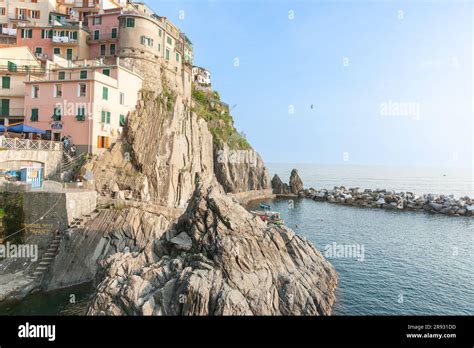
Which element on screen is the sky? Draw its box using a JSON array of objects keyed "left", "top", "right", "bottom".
[{"left": 148, "top": 0, "right": 472, "bottom": 169}]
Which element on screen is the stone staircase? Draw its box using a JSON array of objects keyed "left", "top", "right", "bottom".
[{"left": 30, "top": 211, "right": 99, "bottom": 280}]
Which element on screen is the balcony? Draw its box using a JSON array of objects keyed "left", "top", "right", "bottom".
[
  {"left": 1, "top": 28, "right": 17, "bottom": 37},
  {"left": 0, "top": 109, "right": 25, "bottom": 118},
  {"left": 0, "top": 64, "right": 46, "bottom": 74},
  {"left": 52, "top": 36, "right": 78, "bottom": 46},
  {"left": 88, "top": 32, "right": 118, "bottom": 43}
]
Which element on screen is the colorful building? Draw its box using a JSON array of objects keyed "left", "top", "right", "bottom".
[
  {"left": 24, "top": 56, "right": 142, "bottom": 154},
  {"left": 16, "top": 23, "right": 90, "bottom": 61},
  {"left": 0, "top": 46, "right": 45, "bottom": 126},
  {"left": 192, "top": 66, "right": 211, "bottom": 91},
  {"left": 86, "top": 8, "right": 121, "bottom": 59}
]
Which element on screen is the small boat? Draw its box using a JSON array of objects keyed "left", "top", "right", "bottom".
[
  {"left": 250, "top": 210, "right": 285, "bottom": 226},
  {"left": 259, "top": 202, "right": 271, "bottom": 210}
]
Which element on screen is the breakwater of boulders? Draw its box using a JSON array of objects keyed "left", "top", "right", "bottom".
[{"left": 272, "top": 170, "right": 474, "bottom": 217}]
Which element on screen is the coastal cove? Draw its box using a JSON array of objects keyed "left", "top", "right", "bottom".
[{"left": 247, "top": 198, "right": 474, "bottom": 315}]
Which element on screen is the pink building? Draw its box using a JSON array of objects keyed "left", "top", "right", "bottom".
[
  {"left": 24, "top": 56, "right": 142, "bottom": 154},
  {"left": 87, "top": 8, "right": 121, "bottom": 59},
  {"left": 16, "top": 24, "right": 90, "bottom": 62}
]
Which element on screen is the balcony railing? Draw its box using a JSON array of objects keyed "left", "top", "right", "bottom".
[
  {"left": 0, "top": 137, "right": 63, "bottom": 151},
  {"left": 52, "top": 36, "right": 78, "bottom": 45},
  {"left": 88, "top": 32, "right": 118, "bottom": 42},
  {"left": 1, "top": 28, "right": 17, "bottom": 36},
  {"left": 0, "top": 64, "right": 46, "bottom": 74},
  {"left": 0, "top": 108, "right": 24, "bottom": 117}
]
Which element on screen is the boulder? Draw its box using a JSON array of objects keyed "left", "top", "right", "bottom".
[{"left": 289, "top": 169, "right": 304, "bottom": 195}]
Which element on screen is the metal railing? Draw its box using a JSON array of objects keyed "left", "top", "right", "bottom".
[
  {"left": 0, "top": 64, "right": 46, "bottom": 74},
  {"left": 0, "top": 137, "right": 63, "bottom": 151}
]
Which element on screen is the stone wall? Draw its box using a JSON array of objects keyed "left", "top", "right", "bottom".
[{"left": 0, "top": 149, "right": 62, "bottom": 179}]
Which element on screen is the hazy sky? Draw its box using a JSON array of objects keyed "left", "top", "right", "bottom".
[{"left": 151, "top": 0, "right": 472, "bottom": 169}]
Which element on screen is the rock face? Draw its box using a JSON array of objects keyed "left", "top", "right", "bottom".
[
  {"left": 289, "top": 169, "right": 304, "bottom": 194},
  {"left": 45, "top": 207, "right": 171, "bottom": 291},
  {"left": 84, "top": 71, "right": 214, "bottom": 209},
  {"left": 271, "top": 174, "right": 290, "bottom": 195},
  {"left": 214, "top": 143, "right": 271, "bottom": 194},
  {"left": 87, "top": 184, "right": 337, "bottom": 315}
]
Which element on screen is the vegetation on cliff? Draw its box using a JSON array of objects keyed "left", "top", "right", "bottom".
[{"left": 191, "top": 87, "right": 250, "bottom": 150}]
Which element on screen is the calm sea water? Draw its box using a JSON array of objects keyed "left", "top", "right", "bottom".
[
  {"left": 249, "top": 163, "right": 474, "bottom": 315},
  {"left": 267, "top": 163, "right": 473, "bottom": 198}
]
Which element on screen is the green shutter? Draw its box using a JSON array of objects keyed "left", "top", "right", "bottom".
[
  {"left": 31, "top": 108, "right": 39, "bottom": 121},
  {"left": 53, "top": 106, "right": 61, "bottom": 121},
  {"left": 110, "top": 44, "right": 115, "bottom": 55},
  {"left": 103, "top": 69, "right": 110, "bottom": 76},
  {"left": 101, "top": 110, "right": 105, "bottom": 123},
  {"left": 80, "top": 70, "right": 87, "bottom": 79},
  {"left": 126, "top": 18, "right": 135, "bottom": 27},
  {"left": 72, "top": 31, "right": 78, "bottom": 40},
  {"left": 2, "top": 76, "right": 10, "bottom": 89},
  {"left": 58, "top": 71, "right": 65, "bottom": 80},
  {"left": 54, "top": 47, "right": 61, "bottom": 55},
  {"left": 7, "top": 61, "right": 17, "bottom": 72},
  {"left": 119, "top": 114, "right": 125, "bottom": 127},
  {"left": 76, "top": 107, "right": 85, "bottom": 121},
  {"left": 1, "top": 99, "right": 9, "bottom": 116},
  {"left": 106, "top": 112, "right": 111, "bottom": 124},
  {"left": 94, "top": 30, "right": 99, "bottom": 40},
  {"left": 102, "top": 87, "right": 108, "bottom": 100},
  {"left": 111, "top": 28, "right": 117, "bottom": 38}
]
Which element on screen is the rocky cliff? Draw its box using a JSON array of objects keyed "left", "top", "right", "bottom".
[
  {"left": 272, "top": 169, "right": 304, "bottom": 195},
  {"left": 87, "top": 183, "right": 337, "bottom": 315}
]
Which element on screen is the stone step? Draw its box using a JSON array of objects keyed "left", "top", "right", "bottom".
[
  {"left": 35, "top": 266, "right": 48, "bottom": 271},
  {"left": 41, "top": 257, "right": 55, "bottom": 262},
  {"left": 39, "top": 261, "right": 51, "bottom": 266}
]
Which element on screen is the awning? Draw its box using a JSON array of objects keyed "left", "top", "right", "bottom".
[{"left": 7, "top": 124, "right": 46, "bottom": 134}]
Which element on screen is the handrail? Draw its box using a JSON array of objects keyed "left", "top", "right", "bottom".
[{"left": 0, "top": 136, "right": 63, "bottom": 151}]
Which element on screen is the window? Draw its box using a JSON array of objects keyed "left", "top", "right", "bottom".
[
  {"left": 92, "top": 16, "right": 101, "bottom": 25},
  {"left": 141, "top": 36, "right": 153, "bottom": 47},
  {"left": 54, "top": 84, "right": 62, "bottom": 97},
  {"left": 53, "top": 47, "right": 61, "bottom": 55},
  {"left": 35, "top": 47, "right": 42, "bottom": 55},
  {"left": 1, "top": 99, "right": 9, "bottom": 116},
  {"left": 158, "top": 29, "right": 162, "bottom": 37},
  {"left": 80, "top": 70, "right": 87, "bottom": 79},
  {"left": 101, "top": 110, "right": 111, "bottom": 124},
  {"left": 0, "top": 8, "right": 6, "bottom": 16},
  {"left": 66, "top": 48, "right": 73, "bottom": 60},
  {"left": 2, "top": 76, "right": 10, "bottom": 89},
  {"left": 157, "top": 43, "right": 161, "bottom": 52},
  {"left": 102, "top": 86, "right": 108, "bottom": 100},
  {"left": 72, "top": 31, "right": 78, "bottom": 40},
  {"left": 119, "top": 92, "right": 124, "bottom": 105},
  {"left": 111, "top": 28, "right": 117, "bottom": 38},
  {"left": 32, "top": 85, "right": 39, "bottom": 98},
  {"left": 41, "top": 29, "right": 47, "bottom": 39},
  {"left": 78, "top": 83, "right": 86, "bottom": 97},
  {"left": 110, "top": 44, "right": 115, "bottom": 56},
  {"left": 126, "top": 18, "right": 135, "bottom": 28},
  {"left": 100, "top": 44, "right": 106, "bottom": 56},
  {"left": 176, "top": 52, "right": 180, "bottom": 62},
  {"left": 166, "top": 36, "right": 172, "bottom": 45},
  {"left": 97, "top": 136, "right": 110, "bottom": 149},
  {"left": 58, "top": 71, "right": 65, "bottom": 80},
  {"left": 30, "top": 10, "right": 40, "bottom": 19},
  {"left": 165, "top": 48, "right": 170, "bottom": 60},
  {"left": 102, "top": 69, "right": 110, "bottom": 76},
  {"left": 21, "top": 28, "right": 33, "bottom": 38},
  {"left": 119, "top": 114, "right": 125, "bottom": 127},
  {"left": 7, "top": 61, "right": 17, "bottom": 72},
  {"left": 53, "top": 106, "right": 61, "bottom": 121},
  {"left": 76, "top": 106, "right": 85, "bottom": 121},
  {"left": 94, "top": 30, "right": 100, "bottom": 40},
  {"left": 31, "top": 108, "right": 39, "bottom": 122}
]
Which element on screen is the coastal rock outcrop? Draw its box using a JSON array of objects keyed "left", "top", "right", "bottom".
[
  {"left": 271, "top": 174, "right": 290, "bottom": 195},
  {"left": 307, "top": 186, "right": 474, "bottom": 217},
  {"left": 213, "top": 143, "right": 271, "bottom": 194},
  {"left": 87, "top": 184, "right": 338, "bottom": 315},
  {"left": 289, "top": 169, "right": 304, "bottom": 195}
]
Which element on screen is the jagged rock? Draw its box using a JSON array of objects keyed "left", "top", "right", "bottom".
[
  {"left": 87, "top": 184, "right": 337, "bottom": 316},
  {"left": 271, "top": 174, "right": 290, "bottom": 195},
  {"left": 214, "top": 143, "right": 271, "bottom": 194},
  {"left": 169, "top": 232, "right": 193, "bottom": 251},
  {"left": 289, "top": 169, "right": 304, "bottom": 194}
]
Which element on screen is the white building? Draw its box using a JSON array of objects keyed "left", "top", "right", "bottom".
[{"left": 192, "top": 66, "right": 211, "bottom": 90}]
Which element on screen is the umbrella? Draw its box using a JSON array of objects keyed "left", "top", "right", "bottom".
[
  {"left": 0, "top": 125, "right": 5, "bottom": 132},
  {"left": 7, "top": 124, "right": 46, "bottom": 134}
]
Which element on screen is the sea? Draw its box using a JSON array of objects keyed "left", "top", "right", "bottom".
[
  {"left": 250, "top": 163, "right": 474, "bottom": 315},
  {"left": 1, "top": 164, "right": 473, "bottom": 315}
]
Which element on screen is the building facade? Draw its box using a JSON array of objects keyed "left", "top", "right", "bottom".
[
  {"left": 192, "top": 66, "right": 211, "bottom": 91},
  {"left": 24, "top": 56, "right": 142, "bottom": 153},
  {"left": 0, "top": 46, "right": 44, "bottom": 126}
]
